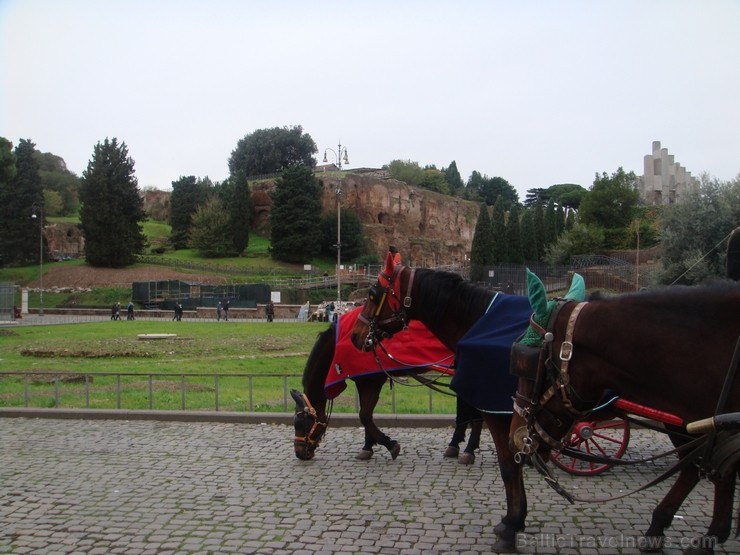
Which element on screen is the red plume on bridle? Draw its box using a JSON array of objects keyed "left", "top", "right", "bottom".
[{"left": 378, "top": 251, "right": 396, "bottom": 288}]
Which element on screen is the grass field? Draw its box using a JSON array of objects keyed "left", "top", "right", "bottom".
[{"left": 0, "top": 321, "right": 457, "bottom": 414}]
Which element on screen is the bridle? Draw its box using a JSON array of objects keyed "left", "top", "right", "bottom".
[
  {"left": 293, "top": 392, "right": 329, "bottom": 453},
  {"left": 357, "top": 264, "right": 416, "bottom": 350},
  {"left": 510, "top": 300, "right": 593, "bottom": 458}
]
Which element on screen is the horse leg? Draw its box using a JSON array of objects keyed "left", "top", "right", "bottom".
[
  {"left": 641, "top": 465, "right": 700, "bottom": 552},
  {"left": 355, "top": 375, "right": 400, "bottom": 460},
  {"left": 484, "top": 414, "right": 526, "bottom": 553},
  {"left": 444, "top": 421, "right": 466, "bottom": 459},
  {"left": 458, "top": 419, "right": 483, "bottom": 466},
  {"left": 680, "top": 471, "right": 736, "bottom": 555}
]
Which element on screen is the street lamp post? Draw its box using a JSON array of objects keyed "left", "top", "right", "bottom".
[
  {"left": 31, "top": 203, "right": 44, "bottom": 316},
  {"left": 322, "top": 141, "right": 349, "bottom": 306}
]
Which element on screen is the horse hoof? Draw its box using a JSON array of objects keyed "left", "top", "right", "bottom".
[
  {"left": 356, "top": 449, "right": 373, "bottom": 460},
  {"left": 389, "top": 442, "right": 401, "bottom": 460},
  {"left": 638, "top": 535, "right": 664, "bottom": 553},
  {"left": 492, "top": 536, "right": 517, "bottom": 553},
  {"left": 458, "top": 452, "right": 475, "bottom": 465},
  {"left": 444, "top": 446, "right": 460, "bottom": 458}
]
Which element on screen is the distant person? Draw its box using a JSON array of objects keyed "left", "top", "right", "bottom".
[
  {"left": 127, "top": 302, "right": 135, "bottom": 320},
  {"left": 111, "top": 302, "right": 121, "bottom": 321},
  {"left": 223, "top": 299, "right": 229, "bottom": 321},
  {"left": 217, "top": 301, "right": 223, "bottom": 321},
  {"left": 325, "top": 302, "right": 335, "bottom": 322},
  {"left": 173, "top": 302, "right": 183, "bottom": 321},
  {"left": 266, "top": 300, "right": 275, "bottom": 322}
]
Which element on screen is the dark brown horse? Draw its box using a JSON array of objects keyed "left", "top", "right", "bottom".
[
  {"left": 510, "top": 270, "right": 740, "bottom": 554},
  {"left": 291, "top": 308, "right": 483, "bottom": 464},
  {"left": 348, "top": 253, "right": 534, "bottom": 552}
]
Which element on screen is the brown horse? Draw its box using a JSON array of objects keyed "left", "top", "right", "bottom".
[
  {"left": 291, "top": 307, "right": 483, "bottom": 464},
  {"left": 349, "top": 253, "right": 535, "bottom": 552},
  {"left": 510, "top": 270, "right": 740, "bottom": 554}
]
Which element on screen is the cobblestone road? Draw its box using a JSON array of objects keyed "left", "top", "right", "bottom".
[{"left": 1, "top": 418, "right": 738, "bottom": 555}]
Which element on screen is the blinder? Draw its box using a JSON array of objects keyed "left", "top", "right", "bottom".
[{"left": 510, "top": 342, "right": 544, "bottom": 381}]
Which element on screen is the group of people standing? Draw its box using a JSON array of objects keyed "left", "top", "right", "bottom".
[
  {"left": 111, "top": 302, "right": 135, "bottom": 321},
  {"left": 216, "top": 300, "right": 230, "bottom": 321}
]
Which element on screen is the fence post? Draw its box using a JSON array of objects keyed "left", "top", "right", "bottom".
[{"left": 214, "top": 375, "right": 219, "bottom": 411}]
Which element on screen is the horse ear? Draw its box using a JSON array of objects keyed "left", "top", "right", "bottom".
[
  {"left": 384, "top": 251, "right": 395, "bottom": 275},
  {"left": 290, "top": 389, "right": 306, "bottom": 410},
  {"left": 564, "top": 272, "right": 585, "bottom": 302},
  {"left": 526, "top": 268, "right": 549, "bottom": 322}
]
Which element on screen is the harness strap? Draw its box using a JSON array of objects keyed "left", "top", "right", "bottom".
[
  {"left": 533, "top": 434, "right": 708, "bottom": 505},
  {"left": 556, "top": 302, "right": 588, "bottom": 413}
]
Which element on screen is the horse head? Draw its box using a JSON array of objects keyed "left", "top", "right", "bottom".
[
  {"left": 509, "top": 269, "right": 586, "bottom": 462},
  {"left": 290, "top": 389, "right": 327, "bottom": 460},
  {"left": 350, "top": 251, "right": 415, "bottom": 351}
]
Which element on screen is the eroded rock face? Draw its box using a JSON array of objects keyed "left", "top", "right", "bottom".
[
  {"left": 43, "top": 222, "right": 84, "bottom": 261},
  {"left": 319, "top": 173, "right": 478, "bottom": 266}
]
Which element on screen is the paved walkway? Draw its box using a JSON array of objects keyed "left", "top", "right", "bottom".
[{"left": 1, "top": 418, "right": 738, "bottom": 554}]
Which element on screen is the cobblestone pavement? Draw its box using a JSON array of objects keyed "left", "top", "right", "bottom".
[{"left": 1, "top": 418, "right": 738, "bottom": 555}]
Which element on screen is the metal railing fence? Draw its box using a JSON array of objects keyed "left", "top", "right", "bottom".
[{"left": 0, "top": 371, "right": 456, "bottom": 415}]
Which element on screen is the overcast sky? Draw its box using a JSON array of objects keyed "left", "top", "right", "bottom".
[{"left": 2, "top": 0, "right": 738, "bottom": 198}]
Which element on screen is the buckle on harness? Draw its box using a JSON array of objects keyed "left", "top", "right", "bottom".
[{"left": 560, "top": 341, "right": 573, "bottom": 361}]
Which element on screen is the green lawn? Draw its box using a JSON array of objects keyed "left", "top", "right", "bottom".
[{"left": 0, "top": 321, "right": 457, "bottom": 414}]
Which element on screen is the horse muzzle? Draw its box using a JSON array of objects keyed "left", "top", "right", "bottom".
[{"left": 293, "top": 439, "right": 317, "bottom": 461}]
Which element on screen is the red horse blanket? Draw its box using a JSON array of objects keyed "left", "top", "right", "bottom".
[{"left": 324, "top": 307, "right": 454, "bottom": 399}]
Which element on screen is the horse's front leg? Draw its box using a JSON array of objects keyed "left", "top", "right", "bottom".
[
  {"left": 355, "top": 375, "right": 400, "bottom": 460},
  {"left": 484, "top": 414, "right": 526, "bottom": 553}
]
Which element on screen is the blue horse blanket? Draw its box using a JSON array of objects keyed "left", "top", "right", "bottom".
[{"left": 452, "top": 293, "right": 531, "bottom": 414}]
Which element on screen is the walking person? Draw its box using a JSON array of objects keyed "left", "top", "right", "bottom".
[
  {"left": 266, "top": 300, "right": 275, "bottom": 323},
  {"left": 223, "top": 299, "right": 229, "bottom": 321},
  {"left": 127, "top": 302, "right": 135, "bottom": 320},
  {"left": 217, "top": 301, "right": 222, "bottom": 322}
]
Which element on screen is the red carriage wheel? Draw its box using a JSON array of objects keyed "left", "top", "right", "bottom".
[{"left": 550, "top": 418, "right": 630, "bottom": 476}]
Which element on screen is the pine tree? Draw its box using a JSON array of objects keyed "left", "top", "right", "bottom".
[
  {"left": 188, "top": 197, "right": 233, "bottom": 257},
  {"left": 79, "top": 138, "right": 147, "bottom": 267},
  {"left": 270, "top": 165, "right": 323, "bottom": 263},
  {"left": 520, "top": 209, "right": 539, "bottom": 262},
  {"left": 470, "top": 203, "right": 493, "bottom": 281},
  {"left": 491, "top": 196, "right": 508, "bottom": 263},
  {"left": 169, "top": 176, "right": 211, "bottom": 249},
  {"left": 219, "top": 173, "right": 251, "bottom": 255},
  {"left": 505, "top": 204, "right": 523, "bottom": 264},
  {"left": 0, "top": 139, "right": 42, "bottom": 266}
]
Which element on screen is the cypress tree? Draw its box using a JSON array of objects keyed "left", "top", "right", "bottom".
[
  {"left": 270, "top": 165, "right": 323, "bottom": 263},
  {"left": 79, "top": 138, "right": 147, "bottom": 267}
]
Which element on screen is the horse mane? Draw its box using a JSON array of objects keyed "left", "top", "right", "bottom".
[
  {"left": 302, "top": 325, "right": 335, "bottom": 395},
  {"left": 585, "top": 280, "right": 740, "bottom": 323},
  {"left": 411, "top": 268, "right": 495, "bottom": 324}
]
